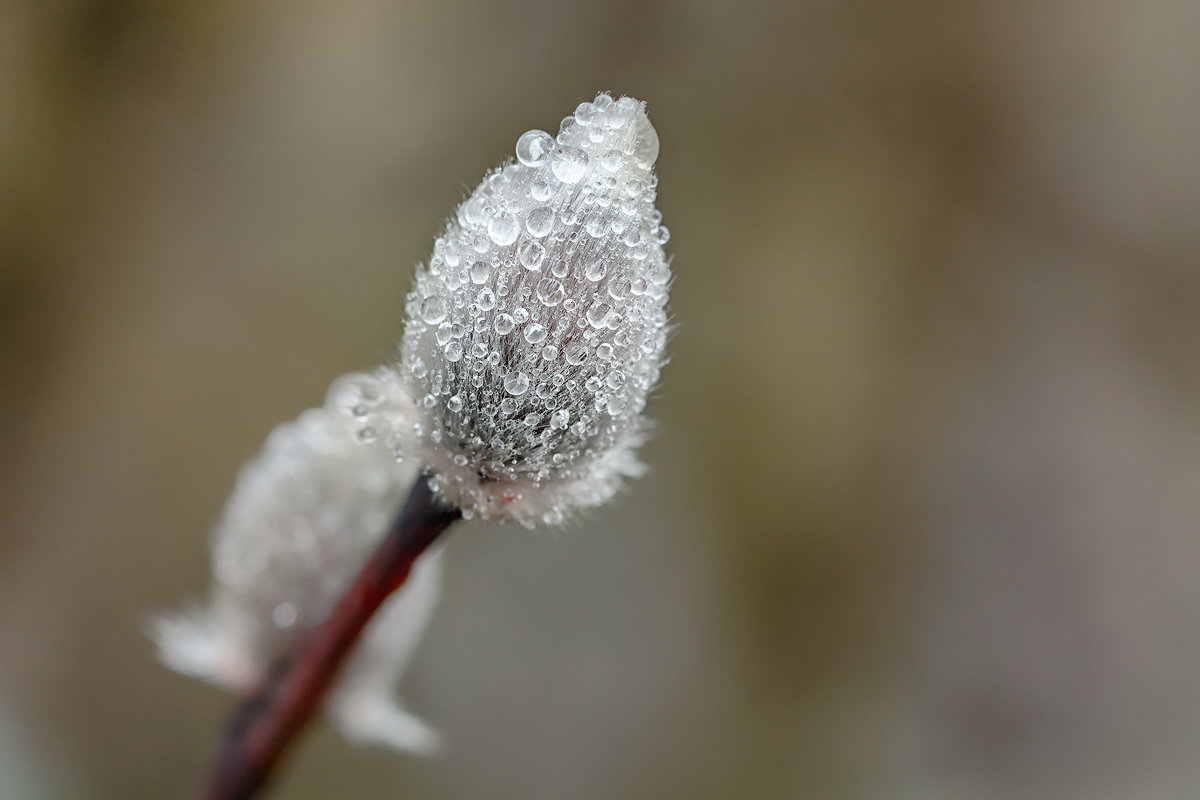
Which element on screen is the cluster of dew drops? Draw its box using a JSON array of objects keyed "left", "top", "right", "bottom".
[{"left": 367, "top": 93, "right": 672, "bottom": 493}]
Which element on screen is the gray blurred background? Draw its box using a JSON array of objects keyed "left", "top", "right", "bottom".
[{"left": 3, "top": 1, "right": 1200, "bottom": 798}]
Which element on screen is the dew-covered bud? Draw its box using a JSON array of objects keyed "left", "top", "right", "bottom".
[
  {"left": 362, "top": 93, "right": 672, "bottom": 526},
  {"left": 152, "top": 374, "right": 443, "bottom": 754}
]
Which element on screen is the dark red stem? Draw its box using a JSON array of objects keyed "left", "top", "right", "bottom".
[{"left": 202, "top": 476, "right": 460, "bottom": 800}]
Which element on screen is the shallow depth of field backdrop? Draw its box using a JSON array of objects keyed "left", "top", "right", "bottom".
[{"left": 3, "top": 2, "right": 1200, "bottom": 799}]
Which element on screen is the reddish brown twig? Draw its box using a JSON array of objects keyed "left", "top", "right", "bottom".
[{"left": 202, "top": 476, "right": 460, "bottom": 800}]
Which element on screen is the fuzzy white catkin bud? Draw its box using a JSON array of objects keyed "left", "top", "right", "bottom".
[
  {"left": 350, "top": 93, "right": 672, "bottom": 526},
  {"left": 152, "top": 373, "right": 443, "bottom": 755}
]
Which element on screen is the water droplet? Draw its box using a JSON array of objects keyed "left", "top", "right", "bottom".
[
  {"left": 526, "top": 206, "right": 554, "bottom": 238},
  {"left": 574, "top": 102, "right": 596, "bottom": 126},
  {"left": 584, "top": 261, "right": 607, "bottom": 281},
  {"left": 504, "top": 371, "right": 530, "bottom": 395},
  {"left": 447, "top": 395, "right": 463, "bottom": 412},
  {"left": 500, "top": 398, "right": 517, "bottom": 415},
  {"left": 518, "top": 239, "right": 545, "bottom": 270},
  {"left": 551, "top": 260, "right": 569, "bottom": 278},
  {"left": 600, "top": 150, "right": 623, "bottom": 171},
  {"left": 550, "top": 409, "right": 570, "bottom": 430},
  {"left": 596, "top": 342, "right": 614, "bottom": 360},
  {"left": 585, "top": 215, "right": 607, "bottom": 238},
  {"left": 477, "top": 287, "right": 496, "bottom": 310},
  {"left": 524, "top": 323, "right": 547, "bottom": 344},
  {"left": 564, "top": 342, "right": 590, "bottom": 365},
  {"left": 586, "top": 301, "right": 613, "bottom": 328},
  {"left": 585, "top": 376, "right": 602, "bottom": 392},
  {"left": 536, "top": 278, "right": 565, "bottom": 306},
  {"left": 515, "top": 129, "right": 554, "bottom": 167},
  {"left": 512, "top": 306, "right": 530, "bottom": 323},
  {"left": 420, "top": 296, "right": 447, "bottom": 324},
  {"left": 356, "top": 426, "right": 378, "bottom": 443},
  {"left": 436, "top": 323, "right": 453, "bottom": 345},
  {"left": 488, "top": 211, "right": 520, "bottom": 246},
  {"left": 608, "top": 276, "right": 630, "bottom": 299},
  {"left": 606, "top": 371, "right": 626, "bottom": 389},
  {"left": 541, "top": 345, "right": 558, "bottom": 361},
  {"left": 273, "top": 602, "right": 298, "bottom": 629},
  {"left": 523, "top": 412, "right": 541, "bottom": 427},
  {"left": 444, "top": 341, "right": 463, "bottom": 362},
  {"left": 530, "top": 180, "right": 552, "bottom": 202},
  {"left": 551, "top": 146, "right": 589, "bottom": 184},
  {"left": 633, "top": 122, "right": 660, "bottom": 168},
  {"left": 470, "top": 261, "right": 490, "bottom": 283},
  {"left": 494, "top": 313, "right": 515, "bottom": 334}
]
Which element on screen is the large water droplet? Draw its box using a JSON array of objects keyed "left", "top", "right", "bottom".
[
  {"left": 470, "top": 261, "right": 490, "bottom": 284},
  {"left": 518, "top": 239, "right": 545, "bottom": 270},
  {"left": 551, "top": 147, "right": 589, "bottom": 184},
  {"left": 564, "top": 342, "right": 590, "bottom": 365},
  {"left": 550, "top": 409, "right": 570, "bottom": 430},
  {"left": 584, "top": 261, "right": 607, "bottom": 281},
  {"left": 504, "top": 371, "right": 530, "bottom": 396},
  {"left": 586, "top": 301, "right": 613, "bottom": 328},
  {"left": 444, "top": 341, "right": 463, "bottom": 362},
  {"left": 494, "top": 313, "right": 515, "bottom": 334},
  {"left": 524, "top": 322, "right": 547, "bottom": 344},
  {"left": 515, "top": 130, "right": 554, "bottom": 167},
  {"left": 477, "top": 287, "right": 496, "bottom": 311},
  {"left": 633, "top": 123, "right": 659, "bottom": 168},
  {"left": 447, "top": 395, "right": 463, "bottom": 412},
  {"left": 488, "top": 211, "right": 521, "bottom": 246},
  {"left": 600, "top": 150, "right": 623, "bottom": 172},
  {"left": 536, "top": 278, "right": 565, "bottom": 306},
  {"left": 420, "top": 296, "right": 447, "bottom": 324},
  {"left": 574, "top": 102, "right": 596, "bottom": 126},
  {"left": 526, "top": 206, "right": 554, "bottom": 238},
  {"left": 585, "top": 215, "right": 607, "bottom": 238}
]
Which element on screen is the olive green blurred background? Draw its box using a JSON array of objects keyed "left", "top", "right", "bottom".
[{"left": 3, "top": 1, "right": 1200, "bottom": 798}]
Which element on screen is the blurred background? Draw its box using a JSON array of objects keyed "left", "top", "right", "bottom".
[{"left": 3, "top": 1, "right": 1200, "bottom": 798}]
